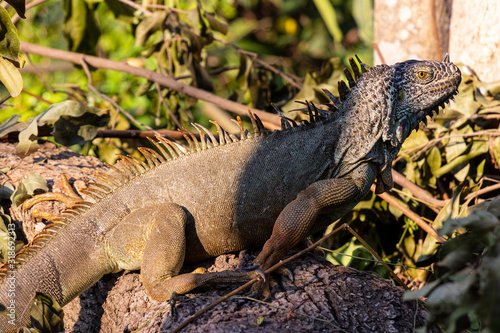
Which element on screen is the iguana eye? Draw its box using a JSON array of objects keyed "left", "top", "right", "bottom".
[{"left": 417, "top": 71, "right": 428, "bottom": 79}]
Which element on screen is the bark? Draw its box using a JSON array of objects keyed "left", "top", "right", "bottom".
[
  {"left": 449, "top": 0, "right": 500, "bottom": 82},
  {"left": 373, "top": 0, "right": 452, "bottom": 64},
  {"left": 374, "top": 0, "right": 500, "bottom": 82}
]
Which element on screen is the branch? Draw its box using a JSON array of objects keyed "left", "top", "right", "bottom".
[
  {"left": 118, "top": 0, "right": 152, "bottom": 15},
  {"left": 155, "top": 82, "right": 183, "bottom": 129},
  {"left": 0, "top": 127, "right": 197, "bottom": 142},
  {"left": 19, "top": 41, "right": 281, "bottom": 129},
  {"left": 96, "top": 129, "right": 191, "bottom": 141},
  {"left": 372, "top": 184, "right": 445, "bottom": 243},
  {"left": 402, "top": 129, "right": 500, "bottom": 160},
  {"left": 392, "top": 169, "right": 448, "bottom": 210}
]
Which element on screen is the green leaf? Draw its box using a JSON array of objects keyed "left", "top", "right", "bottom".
[
  {"left": 401, "top": 129, "right": 429, "bottom": 152},
  {"left": 134, "top": 11, "right": 167, "bottom": 47},
  {"left": 0, "top": 57, "right": 23, "bottom": 97},
  {"left": 433, "top": 139, "right": 488, "bottom": 179},
  {"left": 469, "top": 196, "right": 500, "bottom": 218},
  {"left": 10, "top": 182, "right": 29, "bottom": 211},
  {"left": 103, "top": 0, "right": 135, "bottom": 21},
  {"left": 312, "top": 0, "right": 343, "bottom": 42},
  {"left": 425, "top": 274, "right": 475, "bottom": 309},
  {"left": 453, "top": 163, "right": 469, "bottom": 183},
  {"left": 10, "top": 174, "right": 48, "bottom": 210},
  {"left": 0, "top": 6, "right": 20, "bottom": 61},
  {"left": 0, "top": 207, "right": 13, "bottom": 263},
  {"left": 0, "top": 182, "right": 14, "bottom": 199},
  {"left": 63, "top": 0, "right": 100, "bottom": 54},
  {"left": 0, "top": 114, "right": 26, "bottom": 138},
  {"left": 37, "top": 100, "right": 109, "bottom": 146},
  {"left": 204, "top": 12, "right": 228, "bottom": 35},
  {"left": 4, "top": 0, "right": 26, "bottom": 18},
  {"left": 29, "top": 293, "right": 64, "bottom": 333},
  {"left": 445, "top": 129, "right": 467, "bottom": 162},
  {"left": 326, "top": 236, "right": 372, "bottom": 270},
  {"left": 427, "top": 146, "right": 442, "bottom": 177},
  {"left": 450, "top": 81, "right": 482, "bottom": 117},
  {"left": 20, "top": 173, "right": 48, "bottom": 195},
  {"left": 352, "top": 0, "right": 373, "bottom": 43},
  {"left": 16, "top": 118, "right": 39, "bottom": 158}
]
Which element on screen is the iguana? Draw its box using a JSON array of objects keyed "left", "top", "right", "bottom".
[{"left": 0, "top": 56, "right": 461, "bottom": 332}]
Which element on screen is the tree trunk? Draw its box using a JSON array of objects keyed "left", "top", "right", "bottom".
[{"left": 374, "top": 0, "right": 500, "bottom": 82}]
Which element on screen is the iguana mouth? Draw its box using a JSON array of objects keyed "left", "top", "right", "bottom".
[{"left": 396, "top": 88, "right": 459, "bottom": 144}]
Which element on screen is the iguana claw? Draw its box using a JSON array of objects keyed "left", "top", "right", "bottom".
[{"left": 241, "top": 264, "right": 266, "bottom": 281}]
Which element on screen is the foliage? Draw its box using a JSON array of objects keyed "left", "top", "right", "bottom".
[
  {"left": 0, "top": 5, "right": 23, "bottom": 97},
  {"left": 28, "top": 292, "right": 64, "bottom": 333},
  {"left": 0, "top": 292, "right": 65, "bottom": 333},
  {"left": 405, "top": 197, "right": 500, "bottom": 333},
  {"left": 10, "top": 173, "right": 48, "bottom": 210},
  {"left": 0, "top": 101, "right": 110, "bottom": 158}
]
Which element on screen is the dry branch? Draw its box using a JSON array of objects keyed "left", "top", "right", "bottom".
[{"left": 19, "top": 41, "right": 281, "bottom": 129}]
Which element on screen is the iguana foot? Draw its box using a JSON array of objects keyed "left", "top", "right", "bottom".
[{"left": 22, "top": 174, "right": 84, "bottom": 220}]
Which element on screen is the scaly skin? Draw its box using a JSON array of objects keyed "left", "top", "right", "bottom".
[{"left": 0, "top": 58, "right": 461, "bottom": 332}]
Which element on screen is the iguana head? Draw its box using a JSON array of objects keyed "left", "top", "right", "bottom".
[
  {"left": 325, "top": 57, "right": 462, "bottom": 191},
  {"left": 388, "top": 58, "right": 462, "bottom": 148}
]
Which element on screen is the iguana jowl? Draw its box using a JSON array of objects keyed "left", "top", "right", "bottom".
[{"left": 0, "top": 57, "right": 461, "bottom": 331}]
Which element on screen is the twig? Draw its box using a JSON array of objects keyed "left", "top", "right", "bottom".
[
  {"left": 372, "top": 42, "right": 386, "bottom": 64},
  {"left": 0, "top": 94, "right": 12, "bottom": 105},
  {"left": 319, "top": 246, "right": 432, "bottom": 272},
  {"left": 214, "top": 37, "right": 303, "bottom": 90},
  {"left": 0, "top": 126, "right": 199, "bottom": 141},
  {"left": 171, "top": 223, "right": 347, "bottom": 332},
  {"left": 392, "top": 169, "right": 448, "bottom": 210},
  {"left": 19, "top": 41, "right": 280, "bottom": 128},
  {"left": 403, "top": 129, "right": 500, "bottom": 160},
  {"left": 21, "top": 89, "right": 52, "bottom": 104},
  {"left": 372, "top": 184, "right": 445, "bottom": 243},
  {"left": 345, "top": 224, "right": 409, "bottom": 290},
  {"left": 143, "top": 4, "right": 188, "bottom": 14},
  {"left": 80, "top": 60, "right": 158, "bottom": 133},
  {"left": 25, "top": 52, "right": 54, "bottom": 93},
  {"left": 155, "top": 83, "right": 183, "bottom": 129},
  {"left": 464, "top": 182, "right": 500, "bottom": 202},
  {"left": 117, "top": 0, "right": 152, "bottom": 15}
]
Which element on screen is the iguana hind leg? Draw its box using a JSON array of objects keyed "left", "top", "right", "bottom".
[{"left": 109, "top": 203, "right": 256, "bottom": 302}]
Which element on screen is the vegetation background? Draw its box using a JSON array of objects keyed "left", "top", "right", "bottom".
[{"left": 1, "top": 0, "right": 500, "bottom": 331}]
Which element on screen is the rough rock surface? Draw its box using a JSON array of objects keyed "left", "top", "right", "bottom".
[{"left": 0, "top": 140, "right": 434, "bottom": 332}]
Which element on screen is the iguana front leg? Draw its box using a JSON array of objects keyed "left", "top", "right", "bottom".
[{"left": 254, "top": 163, "right": 377, "bottom": 272}]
